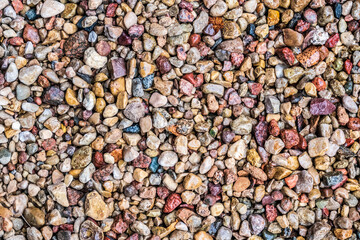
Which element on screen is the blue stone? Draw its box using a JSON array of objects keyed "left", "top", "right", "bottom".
[
  {"left": 335, "top": 3, "right": 342, "bottom": 19},
  {"left": 123, "top": 124, "right": 140, "bottom": 133},
  {"left": 88, "top": 31, "right": 98, "bottom": 43},
  {"left": 262, "top": 230, "right": 276, "bottom": 240},
  {"left": 142, "top": 74, "right": 154, "bottom": 89},
  {"left": 323, "top": 171, "right": 343, "bottom": 186},
  {"left": 248, "top": 24, "right": 256, "bottom": 37},
  {"left": 149, "top": 157, "right": 159, "bottom": 172},
  {"left": 25, "top": 9, "right": 38, "bottom": 21},
  {"left": 208, "top": 219, "right": 222, "bottom": 235}
]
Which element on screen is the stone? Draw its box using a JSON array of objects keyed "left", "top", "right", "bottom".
[
  {"left": 158, "top": 151, "right": 178, "bottom": 167},
  {"left": 183, "top": 173, "right": 202, "bottom": 190},
  {"left": 19, "top": 65, "right": 42, "bottom": 85},
  {"left": 283, "top": 28, "right": 304, "bottom": 47},
  {"left": 0, "top": 148, "right": 11, "bottom": 165},
  {"left": 24, "top": 208, "right": 45, "bottom": 228},
  {"left": 310, "top": 98, "right": 336, "bottom": 115},
  {"left": 64, "top": 31, "right": 89, "bottom": 58},
  {"left": 109, "top": 58, "right": 127, "bottom": 79},
  {"left": 228, "top": 139, "right": 247, "bottom": 160},
  {"left": 41, "top": 0, "right": 65, "bottom": 18},
  {"left": 84, "top": 47, "right": 107, "bottom": 69},
  {"left": 308, "top": 137, "right": 329, "bottom": 157},
  {"left": 47, "top": 183, "right": 69, "bottom": 207},
  {"left": 222, "top": 21, "right": 241, "bottom": 39},
  {"left": 124, "top": 102, "right": 145, "bottom": 122},
  {"left": 85, "top": 191, "right": 110, "bottom": 221},
  {"left": 71, "top": 146, "right": 92, "bottom": 169}
]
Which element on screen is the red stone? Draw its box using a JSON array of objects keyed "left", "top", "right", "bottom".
[
  {"left": 325, "top": 33, "right": 340, "bottom": 48},
  {"left": 319, "top": 46, "right": 329, "bottom": 61},
  {"left": 285, "top": 175, "right": 298, "bottom": 189},
  {"left": 111, "top": 216, "right": 128, "bottom": 234},
  {"left": 42, "top": 138, "right": 56, "bottom": 151},
  {"left": 179, "top": 79, "right": 194, "bottom": 96},
  {"left": 156, "top": 56, "right": 172, "bottom": 74},
  {"left": 163, "top": 193, "right": 182, "bottom": 213},
  {"left": 93, "top": 152, "right": 105, "bottom": 168},
  {"left": 276, "top": 47, "right": 295, "bottom": 65},
  {"left": 247, "top": 40, "right": 258, "bottom": 52},
  {"left": 183, "top": 73, "right": 195, "bottom": 83},
  {"left": 156, "top": 186, "right": 170, "bottom": 199},
  {"left": 132, "top": 153, "right": 151, "bottom": 168},
  {"left": 312, "top": 77, "right": 326, "bottom": 91},
  {"left": 64, "top": 31, "right": 89, "bottom": 58},
  {"left": 310, "top": 98, "right": 336, "bottom": 115},
  {"left": 345, "top": 138, "right": 354, "bottom": 147},
  {"left": 23, "top": 24, "right": 40, "bottom": 44},
  {"left": 247, "top": 82, "right": 262, "bottom": 95},
  {"left": 8, "top": 37, "right": 24, "bottom": 46},
  {"left": 266, "top": 205, "right": 277, "bottom": 222},
  {"left": 242, "top": 97, "right": 256, "bottom": 108},
  {"left": 280, "top": 129, "right": 300, "bottom": 149},
  {"left": 344, "top": 59, "right": 353, "bottom": 74},
  {"left": 12, "top": 0, "right": 24, "bottom": 14},
  {"left": 194, "top": 74, "right": 204, "bottom": 87},
  {"left": 106, "top": 3, "right": 118, "bottom": 17},
  {"left": 268, "top": 119, "right": 280, "bottom": 136},
  {"left": 296, "top": 134, "right": 307, "bottom": 150},
  {"left": 18, "top": 151, "right": 28, "bottom": 164},
  {"left": 271, "top": 190, "right": 283, "bottom": 201},
  {"left": 60, "top": 224, "right": 74, "bottom": 232},
  {"left": 178, "top": 9, "right": 195, "bottom": 22},
  {"left": 230, "top": 52, "right": 244, "bottom": 67},
  {"left": 189, "top": 34, "right": 201, "bottom": 47},
  {"left": 295, "top": 20, "right": 310, "bottom": 32},
  {"left": 347, "top": 118, "right": 360, "bottom": 130}
]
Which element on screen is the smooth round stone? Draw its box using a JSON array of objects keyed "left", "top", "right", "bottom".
[
  {"left": 0, "top": 148, "right": 11, "bottom": 165},
  {"left": 84, "top": 47, "right": 107, "bottom": 69},
  {"left": 158, "top": 151, "right": 178, "bottom": 167},
  {"left": 5, "top": 62, "right": 18, "bottom": 82},
  {"left": 149, "top": 92, "right": 167, "bottom": 107},
  {"left": 16, "top": 84, "right": 31, "bottom": 101},
  {"left": 19, "top": 65, "right": 42, "bottom": 85},
  {"left": 124, "top": 11, "right": 137, "bottom": 29}
]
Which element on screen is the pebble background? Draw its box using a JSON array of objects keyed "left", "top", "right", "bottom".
[{"left": 0, "top": 0, "right": 360, "bottom": 239}]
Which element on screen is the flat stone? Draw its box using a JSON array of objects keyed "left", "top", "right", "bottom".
[{"left": 19, "top": 65, "right": 42, "bottom": 85}]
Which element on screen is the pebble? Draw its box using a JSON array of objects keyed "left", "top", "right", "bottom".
[{"left": 40, "top": 0, "right": 65, "bottom": 18}]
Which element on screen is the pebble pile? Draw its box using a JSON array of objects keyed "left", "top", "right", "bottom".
[{"left": 0, "top": 0, "right": 360, "bottom": 239}]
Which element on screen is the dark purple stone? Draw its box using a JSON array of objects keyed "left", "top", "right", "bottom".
[{"left": 118, "top": 32, "right": 132, "bottom": 46}]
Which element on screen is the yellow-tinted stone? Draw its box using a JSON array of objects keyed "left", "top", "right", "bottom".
[
  {"left": 267, "top": 9, "right": 280, "bottom": 26},
  {"left": 247, "top": 149, "right": 261, "bottom": 167},
  {"left": 95, "top": 98, "right": 106, "bottom": 113},
  {"left": 273, "top": 167, "right": 292, "bottom": 180},
  {"left": 139, "top": 62, "right": 155, "bottom": 78},
  {"left": 305, "top": 82, "right": 317, "bottom": 97},
  {"left": 133, "top": 168, "right": 148, "bottom": 182},
  {"left": 110, "top": 77, "right": 125, "bottom": 96},
  {"left": 334, "top": 229, "right": 352, "bottom": 240},
  {"left": 194, "top": 231, "right": 213, "bottom": 240},
  {"left": 61, "top": 3, "right": 77, "bottom": 19},
  {"left": 183, "top": 173, "right": 202, "bottom": 190},
  {"left": 95, "top": 72, "right": 108, "bottom": 82},
  {"left": 65, "top": 88, "right": 79, "bottom": 106},
  {"left": 116, "top": 91, "right": 128, "bottom": 109}
]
